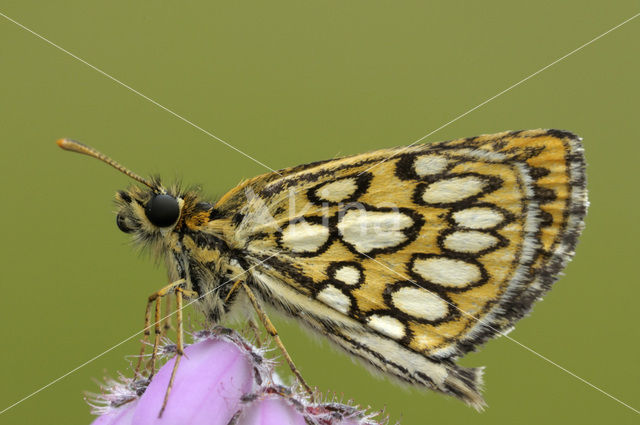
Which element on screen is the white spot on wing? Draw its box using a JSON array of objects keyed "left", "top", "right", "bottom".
[
  {"left": 281, "top": 221, "right": 329, "bottom": 253},
  {"left": 316, "top": 178, "right": 358, "bottom": 203},
  {"left": 414, "top": 155, "right": 448, "bottom": 177},
  {"left": 412, "top": 256, "right": 481, "bottom": 288},
  {"left": 367, "top": 315, "right": 405, "bottom": 339},
  {"left": 337, "top": 210, "right": 413, "bottom": 254},
  {"left": 443, "top": 230, "right": 499, "bottom": 253},
  {"left": 334, "top": 265, "right": 361, "bottom": 285},
  {"left": 452, "top": 207, "right": 504, "bottom": 229},
  {"left": 316, "top": 285, "right": 351, "bottom": 314},
  {"left": 391, "top": 287, "right": 449, "bottom": 321},
  {"left": 421, "top": 176, "right": 486, "bottom": 204}
]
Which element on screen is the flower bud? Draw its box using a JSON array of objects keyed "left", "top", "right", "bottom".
[{"left": 88, "top": 327, "right": 388, "bottom": 425}]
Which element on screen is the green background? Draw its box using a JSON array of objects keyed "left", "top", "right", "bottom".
[{"left": 1, "top": 1, "right": 639, "bottom": 424}]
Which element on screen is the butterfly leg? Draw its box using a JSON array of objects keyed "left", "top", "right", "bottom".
[
  {"left": 158, "top": 286, "right": 187, "bottom": 418},
  {"left": 241, "top": 281, "right": 314, "bottom": 400},
  {"left": 134, "top": 298, "right": 154, "bottom": 377},
  {"left": 247, "top": 318, "right": 263, "bottom": 347},
  {"left": 134, "top": 279, "right": 185, "bottom": 378},
  {"left": 223, "top": 278, "right": 243, "bottom": 303},
  {"left": 225, "top": 279, "right": 262, "bottom": 346},
  {"left": 161, "top": 295, "right": 173, "bottom": 337}
]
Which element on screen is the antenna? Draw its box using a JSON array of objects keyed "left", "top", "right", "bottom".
[{"left": 57, "top": 139, "right": 155, "bottom": 189}]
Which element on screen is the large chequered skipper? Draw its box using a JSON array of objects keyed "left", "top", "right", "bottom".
[{"left": 58, "top": 129, "right": 587, "bottom": 413}]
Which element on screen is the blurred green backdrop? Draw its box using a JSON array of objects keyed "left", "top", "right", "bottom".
[{"left": 1, "top": 1, "right": 639, "bottom": 424}]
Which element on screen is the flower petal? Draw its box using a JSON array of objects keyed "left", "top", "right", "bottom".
[
  {"left": 90, "top": 399, "right": 137, "bottom": 425},
  {"left": 239, "top": 397, "right": 306, "bottom": 425},
  {"left": 132, "top": 337, "right": 254, "bottom": 424}
]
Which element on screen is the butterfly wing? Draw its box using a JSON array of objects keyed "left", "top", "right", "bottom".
[{"left": 215, "top": 129, "right": 587, "bottom": 406}]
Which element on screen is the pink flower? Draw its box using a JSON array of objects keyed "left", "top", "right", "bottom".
[{"left": 88, "top": 327, "right": 388, "bottom": 425}]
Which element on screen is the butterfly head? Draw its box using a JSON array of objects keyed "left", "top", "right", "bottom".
[
  {"left": 115, "top": 184, "right": 183, "bottom": 236},
  {"left": 57, "top": 138, "right": 206, "bottom": 244}
]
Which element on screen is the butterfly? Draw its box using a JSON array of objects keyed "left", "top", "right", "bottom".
[{"left": 58, "top": 128, "right": 587, "bottom": 413}]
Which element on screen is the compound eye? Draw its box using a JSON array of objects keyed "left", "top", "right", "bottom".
[
  {"left": 116, "top": 213, "right": 134, "bottom": 233},
  {"left": 145, "top": 194, "right": 180, "bottom": 227}
]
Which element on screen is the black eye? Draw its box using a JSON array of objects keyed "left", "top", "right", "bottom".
[
  {"left": 145, "top": 194, "right": 180, "bottom": 227},
  {"left": 116, "top": 213, "right": 134, "bottom": 233}
]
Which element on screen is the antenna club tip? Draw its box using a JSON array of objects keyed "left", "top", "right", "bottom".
[
  {"left": 57, "top": 138, "right": 91, "bottom": 155},
  {"left": 57, "top": 138, "right": 73, "bottom": 150}
]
